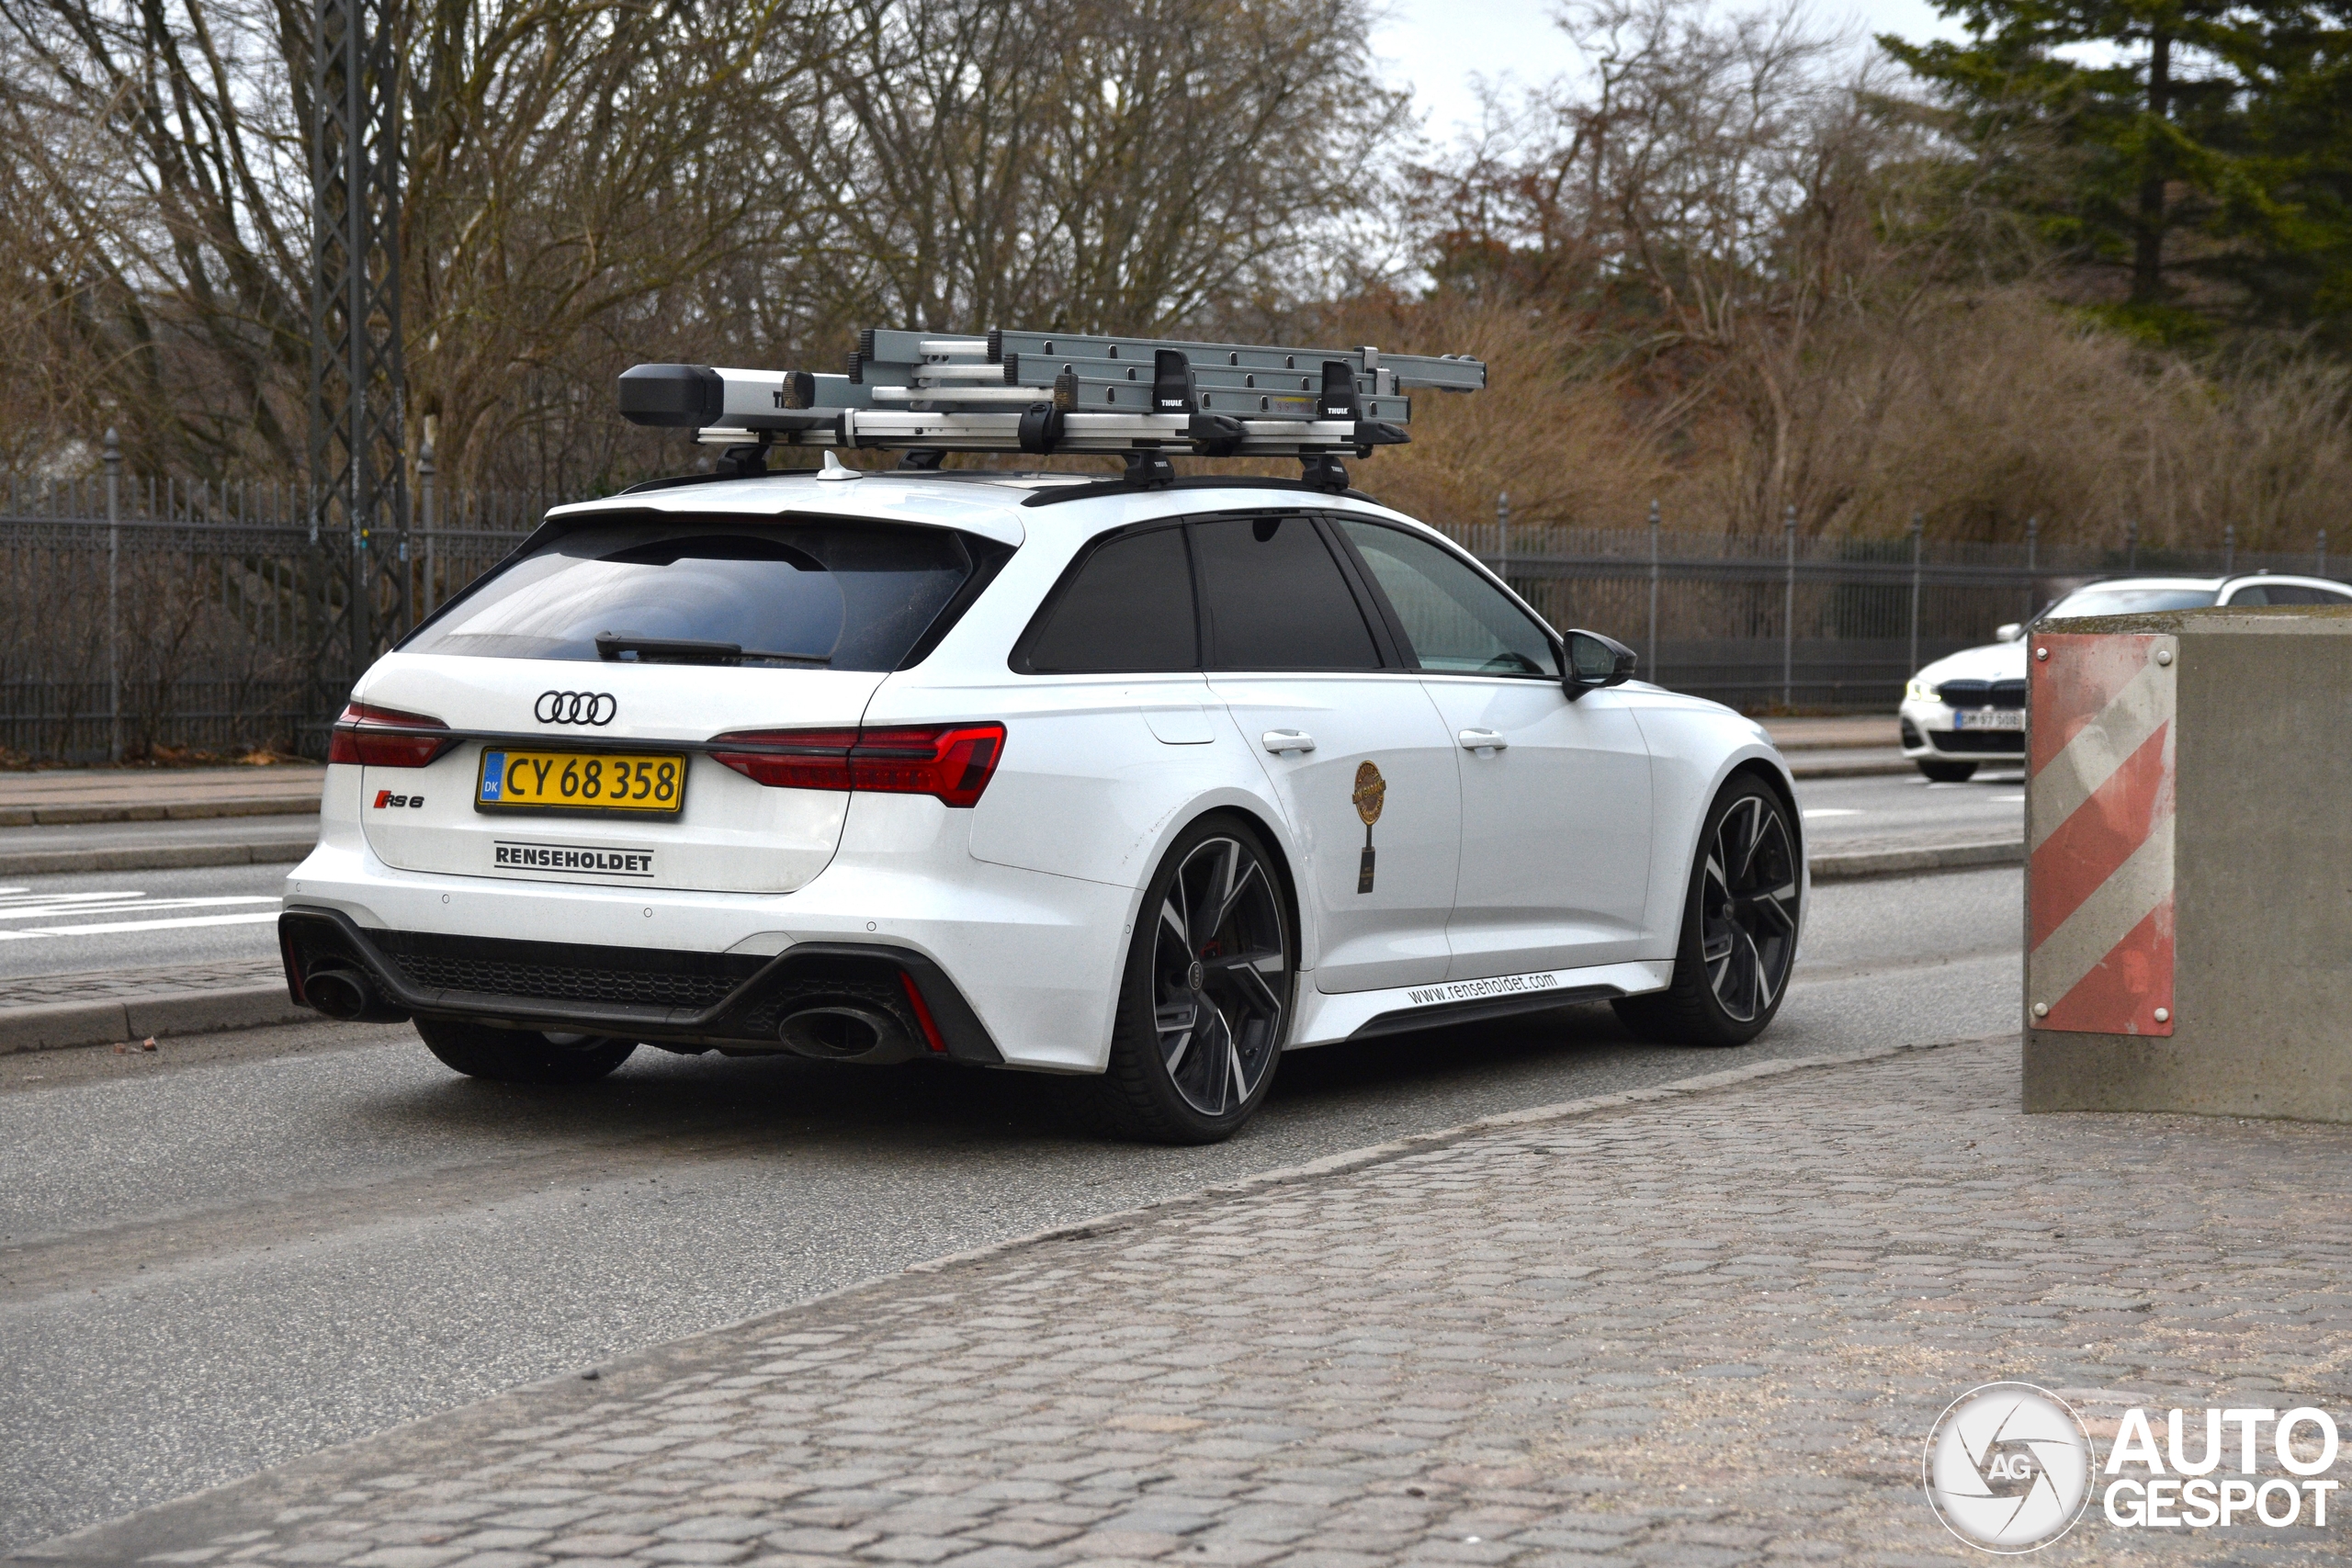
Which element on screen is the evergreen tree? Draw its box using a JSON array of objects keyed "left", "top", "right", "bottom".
[{"left": 1885, "top": 2, "right": 2352, "bottom": 337}]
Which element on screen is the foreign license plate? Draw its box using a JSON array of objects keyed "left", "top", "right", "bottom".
[
  {"left": 1954, "top": 708, "right": 2026, "bottom": 731},
  {"left": 477, "top": 749, "right": 687, "bottom": 816}
]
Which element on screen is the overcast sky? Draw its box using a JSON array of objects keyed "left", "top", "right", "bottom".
[{"left": 1370, "top": 0, "right": 1972, "bottom": 144}]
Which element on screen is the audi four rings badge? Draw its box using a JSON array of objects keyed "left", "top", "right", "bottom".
[{"left": 535, "top": 691, "right": 616, "bottom": 726}]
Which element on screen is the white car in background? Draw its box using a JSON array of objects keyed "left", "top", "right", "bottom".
[
  {"left": 1898, "top": 572, "right": 2352, "bottom": 781},
  {"left": 280, "top": 469, "right": 1805, "bottom": 1143}
]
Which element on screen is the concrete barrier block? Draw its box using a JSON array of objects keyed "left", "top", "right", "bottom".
[
  {"left": 2024, "top": 606, "right": 2352, "bottom": 1122},
  {"left": 0, "top": 999, "right": 131, "bottom": 1055}
]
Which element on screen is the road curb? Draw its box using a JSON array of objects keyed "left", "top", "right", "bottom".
[
  {"left": 1810, "top": 839, "right": 2022, "bottom": 882},
  {"left": 20, "top": 1032, "right": 2011, "bottom": 1564},
  {"left": 0, "top": 998, "right": 131, "bottom": 1055},
  {"left": 0, "top": 796, "right": 319, "bottom": 829},
  {"left": 0, "top": 839, "right": 313, "bottom": 876},
  {"left": 1785, "top": 755, "right": 1917, "bottom": 779},
  {"left": 0, "top": 985, "right": 308, "bottom": 1055}
]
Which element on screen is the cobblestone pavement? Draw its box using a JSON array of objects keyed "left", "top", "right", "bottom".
[
  {"left": 28, "top": 1037, "right": 2352, "bottom": 1567},
  {"left": 0, "top": 956, "right": 283, "bottom": 1009}
]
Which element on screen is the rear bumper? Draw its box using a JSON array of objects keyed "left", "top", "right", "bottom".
[
  {"left": 281, "top": 794, "right": 1137, "bottom": 1071},
  {"left": 279, "top": 907, "right": 1003, "bottom": 1064}
]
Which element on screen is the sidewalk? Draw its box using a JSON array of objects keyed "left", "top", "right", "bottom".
[
  {"left": 0, "top": 769, "right": 322, "bottom": 877},
  {"left": 36, "top": 1037, "right": 2348, "bottom": 1566},
  {"left": 0, "top": 767, "right": 323, "bottom": 827}
]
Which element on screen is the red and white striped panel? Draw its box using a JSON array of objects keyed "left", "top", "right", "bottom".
[{"left": 2027, "top": 632, "right": 2177, "bottom": 1035}]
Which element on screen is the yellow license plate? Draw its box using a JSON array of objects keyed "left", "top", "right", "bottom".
[{"left": 477, "top": 748, "right": 687, "bottom": 816}]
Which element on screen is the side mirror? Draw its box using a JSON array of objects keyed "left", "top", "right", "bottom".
[
  {"left": 1563, "top": 628, "right": 1637, "bottom": 700},
  {"left": 1995, "top": 622, "right": 2023, "bottom": 643}
]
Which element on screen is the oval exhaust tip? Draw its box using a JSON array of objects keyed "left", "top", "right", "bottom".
[
  {"left": 305, "top": 967, "right": 373, "bottom": 1021},
  {"left": 777, "top": 1004, "right": 893, "bottom": 1059}
]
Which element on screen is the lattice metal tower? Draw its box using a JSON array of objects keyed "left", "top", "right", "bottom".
[{"left": 309, "top": 0, "right": 411, "bottom": 692}]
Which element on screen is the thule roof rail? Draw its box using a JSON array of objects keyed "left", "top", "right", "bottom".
[{"left": 615, "top": 327, "right": 1487, "bottom": 470}]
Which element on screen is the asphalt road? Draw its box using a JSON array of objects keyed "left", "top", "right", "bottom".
[
  {"left": 1796, "top": 761, "right": 2023, "bottom": 852},
  {"left": 0, "top": 863, "right": 289, "bottom": 982},
  {"left": 0, "top": 765, "right": 2020, "bottom": 983},
  {"left": 0, "top": 863, "right": 2023, "bottom": 1551}
]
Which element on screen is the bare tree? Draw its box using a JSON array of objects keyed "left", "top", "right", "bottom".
[
  {"left": 0, "top": 0, "right": 312, "bottom": 473},
  {"left": 0, "top": 0, "right": 829, "bottom": 487},
  {"left": 786, "top": 0, "right": 1408, "bottom": 337}
]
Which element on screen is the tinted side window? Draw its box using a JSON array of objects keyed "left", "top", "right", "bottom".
[
  {"left": 1193, "top": 515, "right": 1383, "bottom": 671},
  {"left": 1019, "top": 525, "right": 1197, "bottom": 673},
  {"left": 1333, "top": 518, "right": 1560, "bottom": 677}
]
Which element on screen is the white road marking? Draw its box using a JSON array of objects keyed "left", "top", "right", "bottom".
[
  {"left": 0, "top": 896, "right": 281, "bottom": 922},
  {"left": 0, "top": 911, "right": 283, "bottom": 941},
  {"left": 0, "top": 886, "right": 282, "bottom": 942},
  {"left": 1802, "top": 808, "right": 1861, "bottom": 818},
  {"left": 0, "top": 890, "right": 150, "bottom": 907}
]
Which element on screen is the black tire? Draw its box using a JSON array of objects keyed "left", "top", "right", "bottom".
[
  {"left": 1613, "top": 774, "right": 1801, "bottom": 1048},
  {"left": 1082, "top": 815, "right": 1295, "bottom": 1145},
  {"left": 1916, "top": 758, "right": 1977, "bottom": 783},
  {"left": 414, "top": 1016, "right": 637, "bottom": 1085}
]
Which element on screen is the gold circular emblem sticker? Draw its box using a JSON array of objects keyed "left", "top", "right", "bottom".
[{"left": 1352, "top": 761, "right": 1386, "bottom": 827}]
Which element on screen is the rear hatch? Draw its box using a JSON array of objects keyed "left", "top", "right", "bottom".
[{"left": 348, "top": 512, "right": 993, "bottom": 894}]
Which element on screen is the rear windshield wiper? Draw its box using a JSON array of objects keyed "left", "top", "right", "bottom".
[{"left": 594, "top": 633, "right": 831, "bottom": 668}]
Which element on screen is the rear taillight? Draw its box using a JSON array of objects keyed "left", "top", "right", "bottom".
[
  {"left": 328, "top": 703, "right": 454, "bottom": 768},
  {"left": 705, "top": 729, "right": 862, "bottom": 792},
  {"left": 710, "top": 723, "right": 1006, "bottom": 808},
  {"left": 852, "top": 725, "right": 1007, "bottom": 808}
]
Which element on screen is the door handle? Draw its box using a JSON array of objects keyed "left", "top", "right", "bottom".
[
  {"left": 1457, "top": 728, "right": 1508, "bottom": 752},
  {"left": 1261, "top": 729, "right": 1317, "bottom": 755}
]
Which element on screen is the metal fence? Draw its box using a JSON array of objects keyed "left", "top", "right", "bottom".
[
  {"left": 0, "top": 468, "right": 561, "bottom": 762},
  {"left": 1, "top": 470, "right": 2337, "bottom": 761},
  {"left": 1466, "top": 510, "right": 2337, "bottom": 710}
]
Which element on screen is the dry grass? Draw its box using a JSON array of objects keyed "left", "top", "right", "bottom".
[{"left": 1252, "top": 289, "right": 2352, "bottom": 553}]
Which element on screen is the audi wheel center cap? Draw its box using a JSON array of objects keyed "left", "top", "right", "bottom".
[
  {"left": 1186, "top": 960, "right": 1205, "bottom": 991},
  {"left": 1923, "top": 1382, "right": 2093, "bottom": 1552}
]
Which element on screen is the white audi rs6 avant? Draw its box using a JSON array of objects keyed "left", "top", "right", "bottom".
[{"left": 281, "top": 467, "right": 1804, "bottom": 1142}]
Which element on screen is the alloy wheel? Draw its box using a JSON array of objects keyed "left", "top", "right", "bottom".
[
  {"left": 1701, "top": 794, "right": 1799, "bottom": 1023},
  {"left": 1151, "top": 836, "right": 1287, "bottom": 1117}
]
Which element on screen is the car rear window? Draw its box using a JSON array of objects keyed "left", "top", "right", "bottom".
[
  {"left": 2228, "top": 583, "right": 2352, "bottom": 605},
  {"left": 2046, "top": 587, "right": 2218, "bottom": 618},
  {"left": 404, "top": 518, "right": 983, "bottom": 671}
]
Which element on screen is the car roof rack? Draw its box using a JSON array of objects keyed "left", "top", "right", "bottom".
[{"left": 614, "top": 327, "right": 1487, "bottom": 487}]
